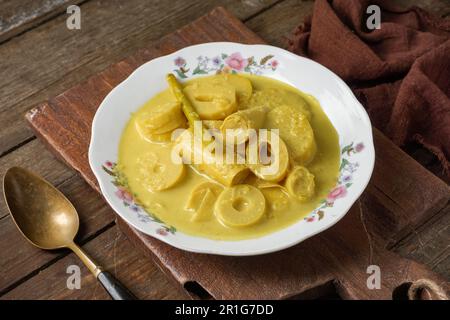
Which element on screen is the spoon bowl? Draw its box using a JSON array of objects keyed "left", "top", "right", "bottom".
[
  {"left": 3, "top": 166, "right": 136, "bottom": 300},
  {"left": 3, "top": 167, "right": 79, "bottom": 250}
]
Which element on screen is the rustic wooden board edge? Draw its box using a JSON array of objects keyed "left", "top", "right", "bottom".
[{"left": 369, "top": 128, "right": 450, "bottom": 247}]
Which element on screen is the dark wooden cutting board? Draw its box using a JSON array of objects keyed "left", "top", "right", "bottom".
[{"left": 26, "top": 7, "right": 449, "bottom": 299}]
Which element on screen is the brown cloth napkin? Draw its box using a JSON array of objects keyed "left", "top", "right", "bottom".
[{"left": 288, "top": 0, "right": 450, "bottom": 176}]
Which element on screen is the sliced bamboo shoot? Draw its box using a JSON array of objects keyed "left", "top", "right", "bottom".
[
  {"left": 214, "top": 74, "right": 253, "bottom": 104},
  {"left": 241, "top": 88, "right": 311, "bottom": 119},
  {"left": 285, "top": 166, "right": 315, "bottom": 201},
  {"left": 221, "top": 105, "right": 268, "bottom": 138},
  {"left": 137, "top": 148, "right": 185, "bottom": 191},
  {"left": 261, "top": 187, "right": 290, "bottom": 214},
  {"left": 245, "top": 174, "right": 288, "bottom": 190},
  {"left": 215, "top": 185, "right": 266, "bottom": 227},
  {"left": 137, "top": 101, "right": 184, "bottom": 130},
  {"left": 266, "top": 104, "right": 317, "bottom": 164},
  {"left": 196, "top": 74, "right": 253, "bottom": 104},
  {"left": 183, "top": 82, "right": 237, "bottom": 120},
  {"left": 176, "top": 130, "right": 249, "bottom": 186},
  {"left": 246, "top": 132, "right": 289, "bottom": 182},
  {"left": 185, "top": 182, "right": 223, "bottom": 222}
]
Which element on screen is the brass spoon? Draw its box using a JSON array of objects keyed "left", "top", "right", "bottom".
[{"left": 3, "top": 167, "right": 136, "bottom": 300}]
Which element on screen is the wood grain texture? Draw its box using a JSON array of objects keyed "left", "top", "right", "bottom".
[
  {"left": 392, "top": 205, "right": 450, "bottom": 278},
  {"left": 23, "top": 7, "right": 450, "bottom": 299},
  {"left": 365, "top": 131, "right": 450, "bottom": 247},
  {"left": 246, "top": 0, "right": 314, "bottom": 48},
  {"left": 1, "top": 225, "right": 188, "bottom": 300},
  {"left": 0, "top": 0, "right": 278, "bottom": 157},
  {"left": 0, "top": 0, "right": 85, "bottom": 43}
]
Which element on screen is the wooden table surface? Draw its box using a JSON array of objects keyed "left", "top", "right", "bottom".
[{"left": 0, "top": 0, "right": 449, "bottom": 300}]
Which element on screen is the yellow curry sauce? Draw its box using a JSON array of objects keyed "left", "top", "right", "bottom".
[{"left": 118, "top": 74, "right": 340, "bottom": 240}]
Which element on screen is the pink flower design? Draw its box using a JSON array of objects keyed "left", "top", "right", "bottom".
[
  {"left": 270, "top": 60, "right": 279, "bottom": 69},
  {"left": 156, "top": 228, "right": 168, "bottom": 236},
  {"left": 355, "top": 142, "right": 364, "bottom": 153},
  {"left": 174, "top": 57, "right": 186, "bottom": 67},
  {"left": 326, "top": 185, "right": 347, "bottom": 203},
  {"left": 115, "top": 187, "right": 133, "bottom": 202},
  {"left": 225, "top": 52, "right": 248, "bottom": 71},
  {"left": 306, "top": 216, "right": 315, "bottom": 222},
  {"left": 105, "top": 161, "right": 113, "bottom": 168}
]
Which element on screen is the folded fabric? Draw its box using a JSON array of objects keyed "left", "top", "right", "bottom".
[{"left": 288, "top": 0, "right": 450, "bottom": 176}]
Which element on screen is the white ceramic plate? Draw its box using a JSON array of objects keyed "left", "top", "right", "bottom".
[{"left": 89, "top": 42, "right": 375, "bottom": 256}]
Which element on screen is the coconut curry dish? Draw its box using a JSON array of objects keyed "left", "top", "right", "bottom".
[{"left": 118, "top": 73, "right": 340, "bottom": 240}]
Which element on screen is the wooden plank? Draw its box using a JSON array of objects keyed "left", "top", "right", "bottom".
[
  {"left": 0, "top": 0, "right": 278, "bottom": 156},
  {"left": 0, "top": 0, "right": 85, "bottom": 43},
  {"left": 364, "top": 130, "right": 450, "bottom": 246},
  {"left": 246, "top": 0, "right": 314, "bottom": 48},
  {"left": 24, "top": 7, "right": 450, "bottom": 299},
  {"left": 392, "top": 204, "right": 450, "bottom": 279},
  {"left": 1, "top": 225, "right": 189, "bottom": 300}
]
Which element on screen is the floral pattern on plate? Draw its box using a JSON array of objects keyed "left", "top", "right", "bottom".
[
  {"left": 173, "top": 52, "right": 278, "bottom": 78},
  {"left": 304, "top": 142, "right": 365, "bottom": 222},
  {"left": 102, "top": 161, "right": 176, "bottom": 235}
]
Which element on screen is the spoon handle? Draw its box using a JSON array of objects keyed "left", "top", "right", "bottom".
[
  {"left": 69, "top": 242, "right": 137, "bottom": 300},
  {"left": 97, "top": 271, "right": 137, "bottom": 300}
]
